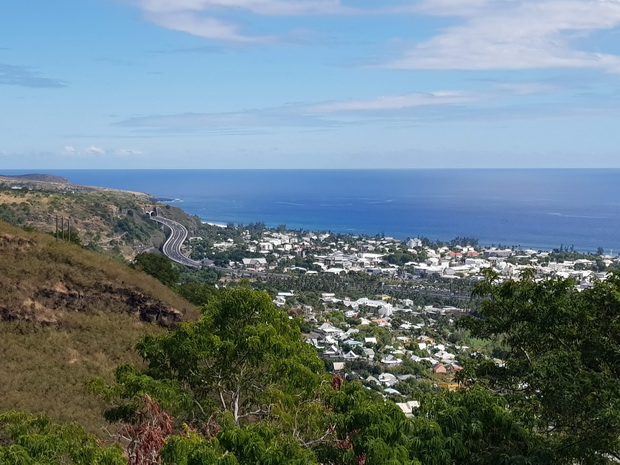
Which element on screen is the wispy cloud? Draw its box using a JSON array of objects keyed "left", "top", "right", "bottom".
[
  {"left": 493, "top": 82, "right": 559, "bottom": 95},
  {"left": 112, "top": 148, "right": 144, "bottom": 156},
  {"left": 138, "top": 0, "right": 354, "bottom": 17},
  {"left": 133, "top": 0, "right": 405, "bottom": 43},
  {"left": 0, "top": 63, "right": 67, "bottom": 88},
  {"left": 382, "top": 0, "right": 620, "bottom": 73},
  {"left": 144, "top": 12, "right": 276, "bottom": 43},
  {"left": 86, "top": 145, "right": 106, "bottom": 155},
  {"left": 308, "top": 91, "right": 481, "bottom": 113},
  {"left": 114, "top": 90, "right": 487, "bottom": 132},
  {"left": 111, "top": 80, "right": 618, "bottom": 134},
  {"left": 62, "top": 145, "right": 143, "bottom": 156},
  {"left": 115, "top": 109, "right": 335, "bottom": 132},
  {"left": 131, "top": 0, "right": 620, "bottom": 74}
]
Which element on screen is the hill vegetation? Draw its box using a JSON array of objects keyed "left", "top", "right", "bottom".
[
  {"left": 0, "top": 220, "right": 198, "bottom": 434},
  {"left": 0, "top": 175, "right": 199, "bottom": 259},
  {"left": 85, "top": 279, "right": 620, "bottom": 463}
]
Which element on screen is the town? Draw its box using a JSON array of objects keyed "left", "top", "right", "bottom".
[{"left": 172, "top": 219, "right": 620, "bottom": 416}]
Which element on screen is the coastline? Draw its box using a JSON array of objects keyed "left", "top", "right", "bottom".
[{"left": 2, "top": 169, "right": 620, "bottom": 253}]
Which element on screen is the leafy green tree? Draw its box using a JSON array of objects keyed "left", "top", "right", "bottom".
[
  {"left": 0, "top": 412, "right": 125, "bottom": 465},
  {"left": 460, "top": 270, "right": 620, "bottom": 463},
  {"left": 419, "top": 386, "right": 553, "bottom": 464},
  {"left": 177, "top": 282, "right": 218, "bottom": 306},
  {"left": 161, "top": 415, "right": 318, "bottom": 465},
  {"left": 132, "top": 253, "right": 179, "bottom": 287},
  {"left": 92, "top": 288, "right": 324, "bottom": 426},
  {"left": 316, "top": 381, "right": 554, "bottom": 465}
]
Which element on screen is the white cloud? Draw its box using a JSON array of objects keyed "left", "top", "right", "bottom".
[
  {"left": 86, "top": 145, "right": 106, "bottom": 155},
  {"left": 136, "top": 0, "right": 349, "bottom": 43},
  {"left": 383, "top": 0, "right": 620, "bottom": 73},
  {"left": 61, "top": 145, "right": 145, "bottom": 157},
  {"left": 115, "top": 89, "right": 488, "bottom": 132},
  {"left": 145, "top": 12, "right": 275, "bottom": 43},
  {"left": 494, "top": 82, "right": 558, "bottom": 95},
  {"left": 113, "top": 148, "right": 144, "bottom": 156},
  {"left": 308, "top": 91, "right": 481, "bottom": 113},
  {"left": 138, "top": 0, "right": 353, "bottom": 16},
  {"left": 134, "top": 0, "right": 405, "bottom": 42},
  {"left": 414, "top": 0, "right": 506, "bottom": 16}
]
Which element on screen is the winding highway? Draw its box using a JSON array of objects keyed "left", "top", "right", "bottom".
[{"left": 151, "top": 215, "right": 202, "bottom": 268}]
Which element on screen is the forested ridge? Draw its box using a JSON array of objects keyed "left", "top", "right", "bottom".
[{"left": 1, "top": 265, "right": 618, "bottom": 464}]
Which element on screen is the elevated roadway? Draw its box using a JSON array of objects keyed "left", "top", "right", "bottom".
[{"left": 151, "top": 215, "right": 202, "bottom": 268}]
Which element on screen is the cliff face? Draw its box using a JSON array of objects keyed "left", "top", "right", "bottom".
[{"left": 0, "top": 223, "right": 196, "bottom": 326}]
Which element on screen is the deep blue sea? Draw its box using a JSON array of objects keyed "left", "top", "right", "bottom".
[{"left": 3, "top": 169, "right": 620, "bottom": 253}]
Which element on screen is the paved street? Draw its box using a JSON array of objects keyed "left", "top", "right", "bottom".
[{"left": 151, "top": 215, "right": 202, "bottom": 268}]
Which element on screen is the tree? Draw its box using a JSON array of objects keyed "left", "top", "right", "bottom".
[
  {"left": 160, "top": 415, "right": 318, "bottom": 465},
  {"left": 177, "top": 282, "right": 218, "bottom": 307},
  {"left": 0, "top": 411, "right": 125, "bottom": 465},
  {"left": 312, "top": 381, "right": 550, "bottom": 465},
  {"left": 132, "top": 253, "right": 179, "bottom": 287},
  {"left": 92, "top": 288, "right": 324, "bottom": 426},
  {"left": 85, "top": 283, "right": 572, "bottom": 465},
  {"left": 460, "top": 270, "right": 620, "bottom": 463}
]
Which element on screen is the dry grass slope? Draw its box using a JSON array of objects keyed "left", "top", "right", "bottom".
[{"left": 0, "top": 220, "right": 199, "bottom": 435}]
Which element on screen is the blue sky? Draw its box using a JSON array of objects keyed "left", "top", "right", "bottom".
[{"left": 1, "top": 0, "right": 620, "bottom": 169}]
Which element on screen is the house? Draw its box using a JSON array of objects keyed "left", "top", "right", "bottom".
[
  {"left": 318, "top": 323, "right": 341, "bottom": 334},
  {"left": 258, "top": 242, "right": 274, "bottom": 252},
  {"left": 333, "top": 362, "right": 346, "bottom": 371},
  {"left": 406, "top": 238, "right": 422, "bottom": 248},
  {"left": 323, "top": 344, "right": 340, "bottom": 358},
  {"left": 396, "top": 401, "right": 421, "bottom": 418},
  {"left": 343, "top": 339, "right": 363, "bottom": 347},
  {"left": 381, "top": 354, "right": 402, "bottom": 366},
  {"left": 432, "top": 363, "right": 447, "bottom": 374},
  {"left": 384, "top": 388, "right": 402, "bottom": 396},
  {"left": 363, "top": 348, "right": 375, "bottom": 359},
  {"left": 378, "top": 373, "right": 399, "bottom": 387},
  {"left": 241, "top": 258, "right": 267, "bottom": 269},
  {"left": 343, "top": 350, "right": 359, "bottom": 360}
]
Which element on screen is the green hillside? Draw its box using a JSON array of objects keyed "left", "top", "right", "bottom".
[
  {"left": 0, "top": 175, "right": 200, "bottom": 260},
  {"left": 0, "top": 220, "right": 198, "bottom": 434}
]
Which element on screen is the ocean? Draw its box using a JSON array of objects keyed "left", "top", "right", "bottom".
[{"left": 2, "top": 169, "right": 619, "bottom": 253}]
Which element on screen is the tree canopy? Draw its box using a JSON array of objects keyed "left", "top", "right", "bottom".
[
  {"left": 460, "top": 269, "right": 620, "bottom": 463},
  {"left": 91, "top": 287, "right": 324, "bottom": 426},
  {"left": 132, "top": 253, "right": 180, "bottom": 287},
  {"left": 7, "top": 277, "right": 620, "bottom": 464},
  {"left": 0, "top": 412, "right": 125, "bottom": 465}
]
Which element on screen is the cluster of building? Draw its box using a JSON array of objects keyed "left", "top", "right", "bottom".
[
  {"left": 204, "top": 227, "right": 618, "bottom": 287},
  {"left": 278, "top": 290, "right": 468, "bottom": 409},
  {"left": 194, "top": 225, "right": 620, "bottom": 416}
]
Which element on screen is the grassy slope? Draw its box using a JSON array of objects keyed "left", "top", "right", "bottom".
[{"left": 0, "top": 221, "right": 199, "bottom": 435}]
